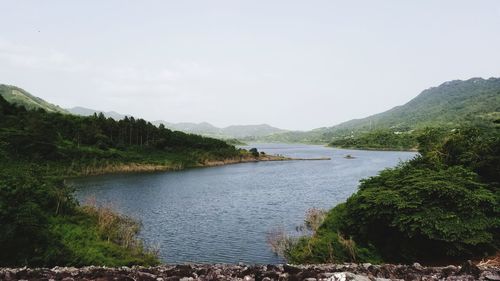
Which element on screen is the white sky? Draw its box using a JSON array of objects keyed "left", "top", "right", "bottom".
[{"left": 1, "top": 0, "right": 499, "bottom": 130}]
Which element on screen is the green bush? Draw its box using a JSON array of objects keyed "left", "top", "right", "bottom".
[
  {"left": 339, "top": 163, "right": 499, "bottom": 262},
  {"left": 290, "top": 124, "right": 500, "bottom": 264},
  {"left": 0, "top": 164, "right": 159, "bottom": 267},
  {"left": 249, "top": 147, "right": 259, "bottom": 157}
]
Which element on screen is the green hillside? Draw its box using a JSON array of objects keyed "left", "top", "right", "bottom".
[
  {"left": 261, "top": 77, "right": 500, "bottom": 144},
  {"left": 325, "top": 77, "right": 500, "bottom": 132},
  {"left": 0, "top": 91, "right": 242, "bottom": 267},
  {"left": 0, "top": 84, "right": 69, "bottom": 114}
]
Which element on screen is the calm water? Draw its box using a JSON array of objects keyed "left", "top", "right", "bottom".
[{"left": 72, "top": 144, "right": 415, "bottom": 264}]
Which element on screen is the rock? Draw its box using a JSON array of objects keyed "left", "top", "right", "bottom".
[
  {"left": 326, "top": 272, "right": 371, "bottom": 281},
  {"left": 283, "top": 264, "right": 301, "bottom": 274},
  {"left": 441, "top": 265, "right": 458, "bottom": 278},
  {"left": 0, "top": 262, "right": 497, "bottom": 280},
  {"left": 458, "top": 260, "right": 481, "bottom": 278},
  {"left": 412, "top": 262, "right": 424, "bottom": 271},
  {"left": 485, "top": 274, "right": 500, "bottom": 281},
  {"left": 171, "top": 265, "right": 193, "bottom": 278},
  {"left": 137, "top": 271, "right": 157, "bottom": 281}
]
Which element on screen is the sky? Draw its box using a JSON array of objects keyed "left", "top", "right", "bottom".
[{"left": 1, "top": 1, "right": 499, "bottom": 130}]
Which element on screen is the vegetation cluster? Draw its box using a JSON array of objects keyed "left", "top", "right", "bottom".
[
  {"left": 0, "top": 94, "right": 240, "bottom": 266},
  {"left": 278, "top": 123, "right": 500, "bottom": 264},
  {"left": 329, "top": 129, "right": 418, "bottom": 151}
]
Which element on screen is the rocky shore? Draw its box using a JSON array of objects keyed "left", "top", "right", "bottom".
[{"left": 1, "top": 261, "right": 499, "bottom": 281}]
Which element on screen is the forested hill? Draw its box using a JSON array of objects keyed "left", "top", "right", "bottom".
[
  {"left": 258, "top": 77, "right": 500, "bottom": 143},
  {"left": 0, "top": 88, "right": 243, "bottom": 266},
  {"left": 326, "top": 77, "right": 500, "bottom": 133},
  {"left": 0, "top": 84, "right": 69, "bottom": 114},
  {"left": 0, "top": 93, "right": 239, "bottom": 170}
]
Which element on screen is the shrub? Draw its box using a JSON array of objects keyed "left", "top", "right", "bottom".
[
  {"left": 340, "top": 163, "right": 499, "bottom": 262},
  {"left": 249, "top": 147, "right": 259, "bottom": 157},
  {"left": 289, "top": 125, "right": 500, "bottom": 264}
]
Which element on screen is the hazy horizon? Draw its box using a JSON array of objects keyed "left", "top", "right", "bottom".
[{"left": 1, "top": 1, "right": 499, "bottom": 130}]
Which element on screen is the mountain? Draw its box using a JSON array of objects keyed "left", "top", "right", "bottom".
[
  {"left": 0, "top": 84, "right": 69, "bottom": 114},
  {"left": 324, "top": 77, "right": 500, "bottom": 132},
  {"left": 260, "top": 77, "right": 500, "bottom": 143},
  {"left": 222, "top": 124, "right": 288, "bottom": 138},
  {"left": 66, "top": 106, "right": 287, "bottom": 139},
  {"left": 153, "top": 121, "right": 288, "bottom": 139},
  {"left": 67, "top": 106, "right": 128, "bottom": 120}
]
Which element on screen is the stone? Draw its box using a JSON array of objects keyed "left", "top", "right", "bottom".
[
  {"left": 137, "top": 271, "right": 157, "bottom": 281},
  {"left": 412, "top": 262, "right": 424, "bottom": 271},
  {"left": 458, "top": 260, "right": 481, "bottom": 278},
  {"left": 0, "top": 262, "right": 498, "bottom": 280},
  {"left": 485, "top": 274, "right": 500, "bottom": 281},
  {"left": 283, "top": 264, "right": 301, "bottom": 274},
  {"left": 326, "top": 272, "right": 371, "bottom": 281}
]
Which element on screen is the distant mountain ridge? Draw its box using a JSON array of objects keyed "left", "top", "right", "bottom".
[
  {"left": 153, "top": 121, "right": 288, "bottom": 139},
  {"left": 0, "top": 84, "right": 69, "bottom": 114},
  {"left": 66, "top": 106, "right": 128, "bottom": 120},
  {"left": 68, "top": 107, "right": 288, "bottom": 139},
  {"left": 0, "top": 86, "right": 287, "bottom": 139},
  {"left": 66, "top": 106, "right": 288, "bottom": 138},
  {"left": 256, "top": 77, "right": 500, "bottom": 143},
  {"left": 4, "top": 77, "right": 497, "bottom": 143}
]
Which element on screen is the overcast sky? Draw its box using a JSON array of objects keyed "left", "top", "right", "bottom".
[{"left": 1, "top": 1, "right": 499, "bottom": 130}]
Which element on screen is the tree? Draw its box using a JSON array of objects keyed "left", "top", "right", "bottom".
[{"left": 249, "top": 147, "right": 259, "bottom": 157}]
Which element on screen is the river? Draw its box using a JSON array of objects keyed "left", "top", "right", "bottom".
[{"left": 72, "top": 143, "right": 416, "bottom": 264}]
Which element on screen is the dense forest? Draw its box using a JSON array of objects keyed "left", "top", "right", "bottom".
[
  {"left": 281, "top": 122, "right": 500, "bottom": 264},
  {"left": 0, "top": 94, "right": 241, "bottom": 266},
  {"left": 0, "top": 94, "right": 238, "bottom": 167}
]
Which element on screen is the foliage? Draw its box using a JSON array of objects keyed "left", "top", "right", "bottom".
[
  {"left": 0, "top": 94, "right": 238, "bottom": 164},
  {"left": 329, "top": 129, "right": 418, "bottom": 151},
  {"left": 266, "top": 227, "right": 297, "bottom": 259},
  {"left": 0, "top": 164, "right": 159, "bottom": 267},
  {"left": 49, "top": 208, "right": 158, "bottom": 267},
  {"left": 303, "top": 208, "right": 327, "bottom": 233},
  {"left": 0, "top": 93, "right": 242, "bottom": 267},
  {"left": 340, "top": 164, "right": 499, "bottom": 262},
  {"left": 0, "top": 165, "right": 72, "bottom": 266},
  {"left": 288, "top": 123, "right": 500, "bottom": 264},
  {"left": 249, "top": 147, "right": 259, "bottom": 157}
]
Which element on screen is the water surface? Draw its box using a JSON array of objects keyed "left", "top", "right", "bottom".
[{"left": 72, "top": 144, "right": 416, "bottom": 264}]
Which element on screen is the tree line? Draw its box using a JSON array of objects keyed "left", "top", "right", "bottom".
[{"left": 0, "top": 95, "right": 237, "bottom": 161}]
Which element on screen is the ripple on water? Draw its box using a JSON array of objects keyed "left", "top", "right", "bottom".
[{"left": 72, "top": 144, "right": 416, "bottom": 264}]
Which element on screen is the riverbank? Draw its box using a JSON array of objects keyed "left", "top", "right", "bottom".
[
  {"left": 329, "top": 145, "right": 418, "bottom": 152},
  {"left": 1, "top": 261, "right": 498, "bottom": 280},
  {"left": 200, "top": 154, "right": 331, "bottom": 167},
  {"left": 67, "top": 153, "right": 331, "bottom": 176}
]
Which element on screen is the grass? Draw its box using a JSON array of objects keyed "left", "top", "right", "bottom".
[{"left": 50, "top": 207, "right": 159, "bottom": 267}]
